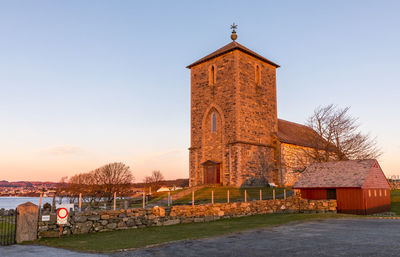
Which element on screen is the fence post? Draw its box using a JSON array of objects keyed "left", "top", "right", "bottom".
[
  {"left": 273, "top": 189, "right": 275, "bottom": 200},
  {"left": 212, "top": 190, "right": 214, "bottom": 205},
  {"left": 142, "top": 191, "right": 145, "bottom": 208},
  {"left": 227, "top": 190, "right": 230, "bottom": 203},
  {"left": 284, "top": 189, "right": 286, "bottom": 200},
  {"left": 39, "top": 193, "right": 43, "bottom": 214},
  {"left": 260, "top": 189, "right": 262, "bottom": 201},
  {"left": 79, "top": 193, "right": 82, "bottom": 211},
  {"left": 113, "top": 192, "right": 116, "bottom": 210},
  {"left": 192, "top": 190, "right": 195, "bottom": 207},
  {"left": 168, "top": 191, "right": 171, "bottom": 207},
  {"left": 244, "top": 190, "right": 247, "bottom": 202}
]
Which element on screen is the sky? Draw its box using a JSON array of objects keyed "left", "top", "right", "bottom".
[{"left": 0, "top": 1, "right": 399, "bottom": 182}]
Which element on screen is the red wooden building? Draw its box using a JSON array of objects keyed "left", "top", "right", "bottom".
[{"left": 293, "top": 159, "right": 391, "bottom": 215}]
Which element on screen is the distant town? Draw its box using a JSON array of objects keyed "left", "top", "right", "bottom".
[
  {"left": 0, "top": 179, "right": 189, "bottom": 197},
  {"left": 0, "top": 180, "right": 59, "bottom": 197}
]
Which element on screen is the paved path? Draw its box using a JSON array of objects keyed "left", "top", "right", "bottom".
[{"left": 2, "top": 219, "right": 400, "bottom": 257}]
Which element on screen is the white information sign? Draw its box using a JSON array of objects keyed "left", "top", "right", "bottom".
[
  {"left": 41, "top": 215, "right": 50, "bottom": 222},
  {"left": 57, "top": 208, "right": 68, "bottom": 225},
  {"left": 56, "top": 203, "right": 74, "bottom": 212}
]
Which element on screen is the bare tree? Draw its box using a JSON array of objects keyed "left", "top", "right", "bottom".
[
  {"left": 144, "top": 170, "right": 165, "bottom": 192},
  {"left": 92, "top": 162, "right": 135, "bottom": 202},
  {"left": 306, "top": 104, "right": 381, "bottom": 162},
  {"left": 66, "top": 162, "right": 135, "bottom": 206}
]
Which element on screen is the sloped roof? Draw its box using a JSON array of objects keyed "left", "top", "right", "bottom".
[
  {"left": 293, "top": 159, "right": 378, "bottom": 188},
  {"left": 187, "top": 41, "right": 280, "bottom": 68},
  {"left": 278, "top": 119, "right": 330, "bottom": 149}
]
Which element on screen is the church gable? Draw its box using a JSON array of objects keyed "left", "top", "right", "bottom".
[{"left": 187, "top": 41, "right": 280, "bottom": 69}]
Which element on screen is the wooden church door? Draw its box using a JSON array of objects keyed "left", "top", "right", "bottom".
[{"left": 204, "top": 163, "right": 221, "bottom": 184}]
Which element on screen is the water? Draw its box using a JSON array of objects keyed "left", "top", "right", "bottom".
[{"left": 0, "top": 197, "right": 71, "bottom": 210}]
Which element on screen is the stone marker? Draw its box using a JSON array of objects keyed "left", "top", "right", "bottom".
[{"left": 16, "top": 202, "right": 39, "bottom": 243}]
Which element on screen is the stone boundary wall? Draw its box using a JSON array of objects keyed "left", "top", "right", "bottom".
[{"left": 38, "top": 197, "right": 336, "bottom": 238}]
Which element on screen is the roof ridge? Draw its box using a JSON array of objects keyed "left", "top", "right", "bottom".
[
  {"left": 187, "top": 41, "right": 279, "bottom": 68},
  {"left": 278, "top": 118, "right": 309, "bottom": 129}
]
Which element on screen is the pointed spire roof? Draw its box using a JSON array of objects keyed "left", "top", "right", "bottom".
[{"left": 186, "top": 41, "right": 280, "bottom": 69}]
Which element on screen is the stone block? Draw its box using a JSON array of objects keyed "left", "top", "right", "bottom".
[
  {"left": 106, "top": 223, "right": 117, "bottom": 229},
  {"left": 163, "top": 219, "right": 180, "bottom": 226},
  {"left": 16, "top": 202, "right": 39, "bottom": 243},
  {"left": 39, "top": 230, "right": 59, "bottom": 238},
  {"left": 74, "top": 215, "right": 88, "bottom": 223},
  {"left": 87, "top": 215, "right": 100, "bottom": 221}
]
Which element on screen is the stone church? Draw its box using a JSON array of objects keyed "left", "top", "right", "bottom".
[{"left": 188, "top": 27, "right": 319, "bottom": 187}]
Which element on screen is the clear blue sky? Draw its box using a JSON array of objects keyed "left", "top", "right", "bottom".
[{"left": 0, "top": 0, "right": 399, "bottom": 182}]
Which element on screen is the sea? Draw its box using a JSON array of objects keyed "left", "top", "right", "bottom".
[{"left": 0, "top": 196, "right": 71, "bottom": 210}]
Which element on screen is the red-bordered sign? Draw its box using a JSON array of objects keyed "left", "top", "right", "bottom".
[{"left": 57, "top": 208, "right": 68, "bottom": 219}]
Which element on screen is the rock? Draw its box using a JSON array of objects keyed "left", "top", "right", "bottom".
[
  {"left": 126, "top": 219, "right": 135, "bottom": 227},
  {"left": 181, "top": 218, "right": 194, "bottom": 223},
  {"left": 204, "top": 216, "right": 214, "bottom": 222},
  {"left": 73, "top": 221, "right": 93, "bottom": 234},
  {"left": 94, "top": 225, "right": 103, "bottom": 231},
  {"left": 38, "top": 225, "right": 48, "bottom": 232},
  {"left": 88, "top": 215, "right": 100, "bottom": 221},
  {"left": 74, "top": 215, "right": 88, "bottom": 223},
  {"left": 163, "top": 219, "right": 180, "bottom": 226},
  {"left": 106, "top": 223, "right": 117, "bottom": 229},
  {"left": 39, "top": 230, "right": 59, "bottom": 238},
  {"left": 101, "top": 215, "right": 110, "bottom": 219}
]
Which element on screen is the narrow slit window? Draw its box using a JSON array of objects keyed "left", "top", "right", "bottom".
[
  {"left": 211, "top": 112, "right": 217, "bottom": 132},
  {"left": 210, "top": 65, "right": 215, "bottom": 86},
  {"left": 255, "top": 65, "right": 260, "bottom": 85}
]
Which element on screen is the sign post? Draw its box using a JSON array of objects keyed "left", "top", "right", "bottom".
[{"left": 57, "top": 207, "right": 68, "bottom": 238}]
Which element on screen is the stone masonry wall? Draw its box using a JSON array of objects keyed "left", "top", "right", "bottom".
[
  {"left": 38, "top": 197, "right": 336, "bottom": 238},
  {"left": 280, "top": 143, "right": 316, "bottom": 187},
  {"left": 189, "top": 48, "right": 279, "bottom": 187}
]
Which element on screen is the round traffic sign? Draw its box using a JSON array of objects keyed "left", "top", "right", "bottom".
[{"left": 57, "top": 208, "right": 68, "bottom": 219}]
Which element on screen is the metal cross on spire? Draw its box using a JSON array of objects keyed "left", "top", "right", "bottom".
[
  {"left": 230, "top": 23, "right": 238, "bottom": 41},
  {"left": 230, "top": 23, "right": 238, "bottom": 31}
]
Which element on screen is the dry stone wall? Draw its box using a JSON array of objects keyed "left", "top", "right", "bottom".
[{"left": 38, "top": 197, "right": 337, "bottom": 238}]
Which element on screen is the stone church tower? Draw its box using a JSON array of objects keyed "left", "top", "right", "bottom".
[{"left": 187, "top": 27, "right": 281, "bottom": 187}]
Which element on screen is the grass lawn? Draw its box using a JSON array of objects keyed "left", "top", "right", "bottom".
[
  {"left": 391, "top": 189, "right": 400, "bottom": 215},
  {"left": 173, "top": 186, "right": 291, "bottom": 205},
  {"left": 31, "top": 213, "right": 346, "bottom": 252}
]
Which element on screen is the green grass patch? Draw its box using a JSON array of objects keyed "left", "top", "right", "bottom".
[
  {"left": 32, "top": 213, "right": 346, "bottom": 252},
  {"left": 173, "top": 186, "right": 291, "bottom": 205},
  {"left": 391, "top": 190, "right": 400, "bottom": 215}
]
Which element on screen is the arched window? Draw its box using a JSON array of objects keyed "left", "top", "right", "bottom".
[
  {"left": 211, "top": 112, "right": 217, "bottom": 132},
  {"left": 255, "top": 65, "right": 260, "bottom": 85},
  {"left": 209, "top": 65, "right": 215, "bottom": 86}
]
